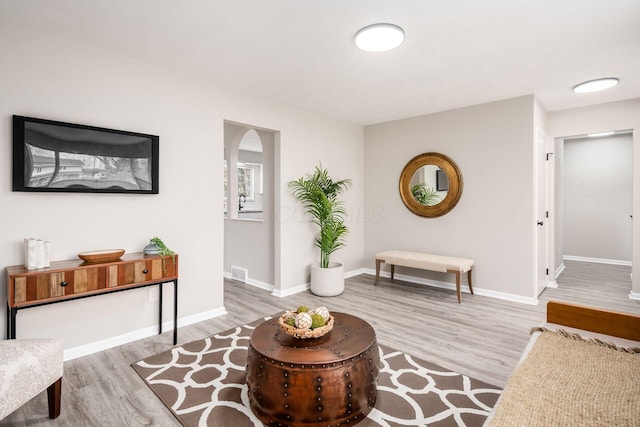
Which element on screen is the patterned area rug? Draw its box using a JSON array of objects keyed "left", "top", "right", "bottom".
[{"left": 132, "top": 316, "right": 500, "bottom": 426}]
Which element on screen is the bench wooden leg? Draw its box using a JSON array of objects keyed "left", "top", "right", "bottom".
[
  {"left": 455, "top": 271, "right": 462, "bottom": 303},
  {"left": 468, "top": 268, "right": 474, "bottom": 294},
  {"left": 375, "top": 260, "right": 395, "bottom": 285},
  {"left": 47, "top": 377, "right": 62, "bottom": 419}
]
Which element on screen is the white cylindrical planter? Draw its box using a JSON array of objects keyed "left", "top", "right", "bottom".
[{"left": 310, "top": 262, "right": 344, "bottom": 296}]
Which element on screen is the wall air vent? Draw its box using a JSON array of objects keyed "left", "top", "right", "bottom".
[{"left": 231, "top": 266, "right": 248, "bottom": 283}]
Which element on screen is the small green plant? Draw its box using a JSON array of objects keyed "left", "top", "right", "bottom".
[
  {"left": 411, "top": 183, "right": 440, "bottom": 206},
  {"left": 151, "top": 237, "right": 175, "bottom": 273}
]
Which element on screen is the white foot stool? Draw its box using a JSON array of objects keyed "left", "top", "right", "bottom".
[{"left": 0, "top": 339, "right": 63, "bottom": 420}]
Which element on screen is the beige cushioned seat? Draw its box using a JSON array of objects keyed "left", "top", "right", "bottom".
[
  {"left": 376, "top": 250, "right": 473, "bottom": 273},
  {"left": 375, "top": 250, "right": 474, "bottom": 303}
]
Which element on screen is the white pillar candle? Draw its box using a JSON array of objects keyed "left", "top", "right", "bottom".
[
  {"left": 25, "top": 238, "right": 38, "bottom": 270},
  {"left": 44, "top": 241, "right": 51, "bottom": 268},
  {"left": 36, "top": 239, "right": 45, "bottom": 269}
]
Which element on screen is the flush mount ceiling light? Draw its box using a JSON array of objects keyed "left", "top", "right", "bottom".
[
  {"left": 572, "top": 77, "right": 619, "bottom": 93},
  {"left": 355, "top": 23, "right": 404, "bottom": 52}
]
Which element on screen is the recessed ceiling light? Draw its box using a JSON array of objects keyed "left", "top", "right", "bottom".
[
  {"left": 355, "top": 23, "right": 404, "bottom": 53},
  {"left": 572, "top": 77, "right": 619, "bottom": 93},
  {"left": 588, "top": 131, "right": 615, "bottom": 137}
]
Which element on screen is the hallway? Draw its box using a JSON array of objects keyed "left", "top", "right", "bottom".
[{"left": 549, "top": 260, "right": 635, "bottom": 312}]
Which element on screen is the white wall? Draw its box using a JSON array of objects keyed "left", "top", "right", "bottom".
[
  {"left": 548, "top": 98, "right": 640, "bottom": 297},
  {"left": 364, "top": 96, "right": 537, "bottom": 301},
  {"left": 0, "top": 21, "right": 364, "bottom": 353},
  {"left": 279, "top": 126, "right": 365, "bottom": 290},
  {"left": 563, "top": 134, "right": 633, "bottom": 262}
]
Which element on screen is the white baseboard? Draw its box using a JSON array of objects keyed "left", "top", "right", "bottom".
[
  {"left": 546, "top": 280, "right": 558, "bottom": 289},
  {"left": 362, "top": 269, "right": 538, "bottom": 305},
  {"left": 247, "top": 278, "right": 274, "bottom": 292},
  {"left": 63, "top": 306, "right": 227, "bottom": 361},
  {"left": 563, "top": 255, "right": 632, "bottom": 266},
  {"left": 555, "top": 263, "right": 565, "bottom": 279},
  {"left": 224, "top": 271, "right": 275, "bottom": 292},
  {"left": 345, "top": 268, "right": 367, "bottom": 278},
  {"left": 224, "top": 268, "right": 361, "bottom": 296},
  {"left": 272, "top": 283, "right": 310, "bottom": 298},
  {"left": 224, "top": 269, "right": 307, "bottom": 297},
  {"left": 473, "top": 287, "right": 539, "bottom": 305},
  {"left": 179, "top": 307, "right": 228, "bottom": 328},
  {"left": 629, "top": 291, "right": 640, "bottom": 301}
]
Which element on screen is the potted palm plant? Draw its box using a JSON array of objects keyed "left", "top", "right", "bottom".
[
  {"left": 289, "top": 164, "right": 352, "bottom": 296},
  {"left": 411, "top": 183, "right": 441, "bottom": 206}
]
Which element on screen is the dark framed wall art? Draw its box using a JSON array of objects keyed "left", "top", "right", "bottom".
[
  {"left": 436, "top": 168, "right": 449, "bottom": 192},
  {"left": 13, "top": 115, "right": 159, "bottom": 194}
]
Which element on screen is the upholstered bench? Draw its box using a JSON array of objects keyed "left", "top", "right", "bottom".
[
  {"left": 375, "top": 250, "right": 474, "bottom": 303},
  {"left": 0, "top": 339, "right": 63, "bottom": 420}
]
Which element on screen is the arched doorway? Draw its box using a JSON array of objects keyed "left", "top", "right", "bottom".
[{"left": 223, "top": 121, "right": 279, "bottom": 290}]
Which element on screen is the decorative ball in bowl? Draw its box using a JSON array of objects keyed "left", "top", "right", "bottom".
[{"left": 279, "top": 305, "right": 334, "bottom": 339}]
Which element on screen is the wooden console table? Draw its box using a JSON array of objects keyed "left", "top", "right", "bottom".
[{"left": 6, "top": 252, "right": 179, "bottom": 344}]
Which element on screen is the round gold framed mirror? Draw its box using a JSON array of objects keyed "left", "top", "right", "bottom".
[{"left": 399, "top": 152, "right": 463, "bottom": 218}]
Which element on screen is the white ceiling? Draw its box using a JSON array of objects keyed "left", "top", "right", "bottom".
[{"left": 2, "top": 0, "right": 639, "bottom": 125}]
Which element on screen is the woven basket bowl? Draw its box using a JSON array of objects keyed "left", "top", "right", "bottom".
[{"left": 278, "top": 313, "right": 334, "bottom": 339}]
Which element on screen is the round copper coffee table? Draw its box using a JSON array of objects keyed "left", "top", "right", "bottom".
[{"left": 246, "top": 312, "right": 379, "bottom": 427}]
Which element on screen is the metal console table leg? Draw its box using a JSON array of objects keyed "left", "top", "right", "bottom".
[
  {"left": 173, "top": 279, "right": 178, "bottom": 345},
  {"left": 8, "top": 305, "right": 17, "bottom": 340},
  {"left": 158, "top": 282, "right": 163, "bottom": 335}
]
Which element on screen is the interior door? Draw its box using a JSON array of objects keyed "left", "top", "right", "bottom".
[{"left": 536, "top": 129, "right": 550, "bottom": 296}]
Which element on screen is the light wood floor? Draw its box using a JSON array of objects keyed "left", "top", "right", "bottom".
[{"left": 2, "top": 260, "right": 637, "bottom": 426}]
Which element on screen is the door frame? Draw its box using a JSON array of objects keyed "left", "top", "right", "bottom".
[{"left": 534, "top": 127, "right": 553, "bottom": 298}]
